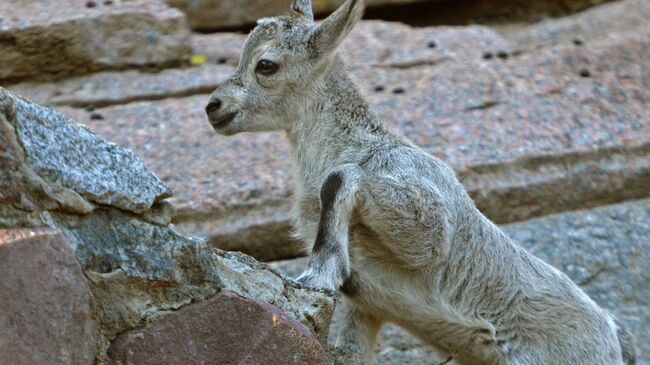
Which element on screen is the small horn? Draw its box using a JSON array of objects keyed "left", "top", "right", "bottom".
[{"left": 291, "top": 0, "right": 314, "bottom": 21}]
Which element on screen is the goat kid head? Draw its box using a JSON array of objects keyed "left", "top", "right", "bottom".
[{"left": 206, "top": 0, "right": 365, "bottom": 135}]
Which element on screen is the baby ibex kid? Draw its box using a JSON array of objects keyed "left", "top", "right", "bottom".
[{"left": 205, "top": 0, "right": 638, "bottom": 363}]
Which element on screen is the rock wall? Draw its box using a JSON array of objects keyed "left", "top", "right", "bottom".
[{"left": 11, "top": 2, "right": 649, "bottom": 261}]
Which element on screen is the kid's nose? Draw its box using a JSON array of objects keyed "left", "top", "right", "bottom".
[{"left": 205, "top": 99, "right": 222, "bottom": 116}]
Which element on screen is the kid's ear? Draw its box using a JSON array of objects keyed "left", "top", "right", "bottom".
[
  {"left": 290, "top": 0, "right": 314, "bottom": 21},
  {"left": 309, "top": 0, "right": 364, "bottom": 58}
]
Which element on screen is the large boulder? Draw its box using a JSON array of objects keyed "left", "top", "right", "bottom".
[
  {"left": 108, "top": 290, "right": 330, "bottom": 365},
  {"left": 272, "top": 198, "right": 650, "bottom": 364},
  {"left": 0, "top": 0, "right": 191, "bottom": 82},
  {"left": 0, "top": 88, "right": 335, "bottom": 362},
  {"left": 0, "top": 228, "right": 97, "bottom": 365}
]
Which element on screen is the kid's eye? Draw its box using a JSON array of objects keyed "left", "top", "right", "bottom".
[{"left": 255, "top": 59, "right": 279, "bottom": 76}]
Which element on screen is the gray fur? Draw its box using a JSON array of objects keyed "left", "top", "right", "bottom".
[{"left": 206, "top": 1, "right": 638, "bottom": 363}]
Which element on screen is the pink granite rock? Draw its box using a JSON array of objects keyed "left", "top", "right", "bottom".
[
  {"left": 0, "top": 228, "right": 98, "bottom": 365},
  {"left": 167, "top": 0, "right": 434, "bottom": 30},
  {"left": 108, "top": 289, "right": 329, "bottom": 365},
  {"left": 47, "top": 20, "right": 649, "bottom": 261},
  {"left": 0, "top": 0, "right": 191, "bottom": 82},
  {"left": 7, "top": 18, "right": 649, "bottom": 261},
  {"left": 508, "top": 0, "right": 650, "bottom": 50}
]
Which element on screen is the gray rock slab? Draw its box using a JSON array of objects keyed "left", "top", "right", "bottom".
[
  {"left": 0, "top": 88, "right": 171, "bottom": 214},
  {"left": 272, "top": 199, "right": 650, "bottom": 364}
]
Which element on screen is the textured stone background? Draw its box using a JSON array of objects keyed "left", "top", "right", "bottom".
[
  {"left": 9, "top": 0, "right": 649, "bottom": 262},
  {"left": 1, "top": 0, "right": 648, "bottom": 364}
]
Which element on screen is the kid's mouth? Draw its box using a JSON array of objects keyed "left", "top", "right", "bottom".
[{"left": 210, "top": 111, "right": 238, "bottom": 129}]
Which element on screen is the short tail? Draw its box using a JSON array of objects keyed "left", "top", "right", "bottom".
[{"left": 615, "top": 318, "right": 638, "bottom": 365}]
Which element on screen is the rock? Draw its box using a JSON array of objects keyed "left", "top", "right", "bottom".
[
  {"left": 48, "top": 204, "right": 334, "bottom": 347},
  {"left": 342, "top": 22, "right": 513, "bottom": 68},
  {"left": 0, "top": 88, "right": 336, "bottom": 363},
  {"left": 0, "top": 228, "right": 97, "bottom": 365},
  {"left": 8, "top": 64, "right": 236, "bottom": 109},
  {"left": 59, "top": 210, "right": 334, "bottom": 362},
  {"left": 192, "top": 32, "right": 249, "bottom": 66},
  {"left": 54, "top": 95, "right": 298, "bottom": 261},
  {"left": 167, "top": 0, "right": 433, "bottom": 30},
  {"left": 212, "top": 250, "right": 335, "bottom": 343},
  {"left": 7, "top": 22, "right": 511, "bottom": 108},
  {"left": 507, "top": 0, "right": 650, "bottom": 50},
  {"left": 0, "top": 0, "right": 191, "bottom": 82},
  {"left": 74, "top": 223, "right": 334, "bottom": 361},
  {"left": 271, "top": 198, "right": 650, "bottom": 364},
  {"left": 107, "top": 290, "right": 330, "bottom": 365},
  {"left": 35, "top": 20, "right": 650, "bottom": 261},
  {"left": 0, "top": 87, "right": 170, "bottom": 215}
]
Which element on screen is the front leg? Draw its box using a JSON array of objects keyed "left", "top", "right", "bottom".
[{"left": 297, "top": 164, "right": 361, "bottom": 291}]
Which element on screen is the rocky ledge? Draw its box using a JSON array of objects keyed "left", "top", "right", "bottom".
[{"left": 0, "top": 88, "right": 335, "bottom": 364}]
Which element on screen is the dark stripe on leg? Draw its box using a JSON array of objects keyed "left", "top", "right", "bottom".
[{"left": 312, "top": 172, "right": 343, "bottom": 254}]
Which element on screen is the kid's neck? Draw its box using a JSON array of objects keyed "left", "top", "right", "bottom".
[{"left": 286, "top": 62, "right": 384, "bottom": 161}]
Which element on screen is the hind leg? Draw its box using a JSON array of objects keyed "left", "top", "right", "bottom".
[{"left": 334, "top": 300, "right": 382, "bottom": 365}]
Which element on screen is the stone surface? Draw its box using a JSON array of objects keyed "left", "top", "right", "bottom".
[
  {"left": 0, "top": 89, "right": 336, "bottom": 362},
  {"left": 0, "top": 0, "right": 190, "bottom": 82},
  {"left": 272, "top": 198, "right": 650, "bottom": 364},
  {"left": 37, "top": 21, "right": 650, "bottom": 261},
  {"left": 0, "top": 228, "right": 97, "bottom": 365},
  {"left": 8, "top": 64, "right": 236, "bottom": 109},
  {"left": 0, "top": 87, "right": 170, "bottom": 215},
  {"left": 507, "top": 0, "right": 650, "bottom": 50},
  {"left": 8, "top": 22, "right": 511, "bottom": 108},
  {"left": 167, "top": 0, "right": 432, "bottom": 30},
  {"left": 505, "top": 199, "right": 649, "bottom": 364},
  {"left": 49, "top": 204, "right": 335, "bottom": 348},
  {"left": 57, "top": 210, "right": 334, "bottom": 361},
  {"left": 211, "top": 250, "right": 335, "bottom": 344},
  {"left": 108, "top": 289, "right": 329, "bottom": 365}
]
